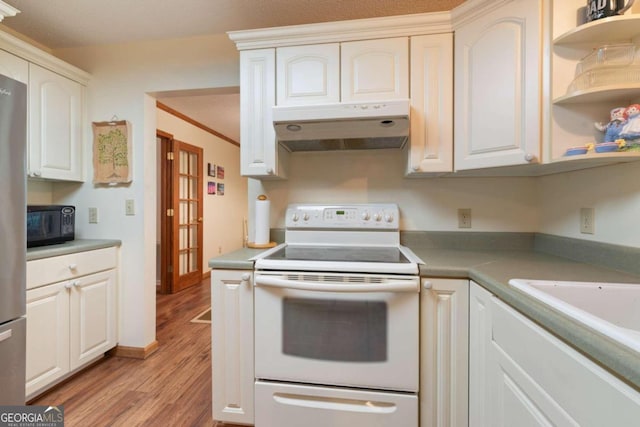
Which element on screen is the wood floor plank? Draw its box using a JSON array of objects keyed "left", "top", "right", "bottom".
[{"left": 31, "top": 279, "right": 246, "bottom": 427}]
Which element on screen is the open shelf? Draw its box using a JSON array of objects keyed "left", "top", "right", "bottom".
[
  {"left": 554, "top": 84, "right": 640, "bottom": 104},
  {"left": 554, "top": 15, "right": 640, "bottom": 46}
]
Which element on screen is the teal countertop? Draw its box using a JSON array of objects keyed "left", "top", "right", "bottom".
[
  {"left": 27, "top": 239, "right": 122, "bottom": 261},
  {"left": 209, "top": 233, "right": 640, "bottom": 390}
]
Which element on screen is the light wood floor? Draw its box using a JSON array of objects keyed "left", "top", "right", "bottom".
[{"left": 31, "top": 279, "right": 245, "bottom": 427}]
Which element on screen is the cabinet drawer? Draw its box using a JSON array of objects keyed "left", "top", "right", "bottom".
[{"left": 27, "top": 247, "right": 117, "bottom": 290}]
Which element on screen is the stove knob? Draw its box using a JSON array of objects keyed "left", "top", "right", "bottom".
[
  {"left": 373, "top": 213, "right": 382, "bottom": 222},
  {"left": 302, "top": 213, "right": 310, "bottom": 221},
  {"left": 291, "top": 213, "right": 299, "bottom": 222},
  {"left": 385, "top": 213, "right": 394, "bottom": 223},
  {"left": 361, "top": 211, "right": 370, "bottom": 221}
]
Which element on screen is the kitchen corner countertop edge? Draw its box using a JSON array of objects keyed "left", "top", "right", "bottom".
[
  {"left": 27, "top": 239, "right": 122, "bottom": 261},
  {"left": 209, "top": 245, "right": 640, "bottom": 391}
]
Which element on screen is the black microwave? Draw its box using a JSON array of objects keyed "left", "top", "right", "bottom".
[{"left": 27, "top": 205, "right": 75, "bottom": 248}]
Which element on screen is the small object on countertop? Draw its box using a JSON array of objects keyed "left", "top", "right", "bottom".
[
  {"left": 619, "top": 104, "right": 640, "bottom": 140},
  {"left": 594, "top": 141, "right": 621, "bottom": 153},
  {"left": 595, "top": 107, "right": 627, "bottom": 142},
  {"left": 565, "top": 145, "right": 589, "bottom": 156},
  {"left": 250, "top": 194, "right": 276, "bottom": 248}
]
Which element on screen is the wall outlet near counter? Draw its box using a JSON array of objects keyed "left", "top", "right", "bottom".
[
  {"left": 458, "top": 208, "right": 472, "bottom": 229},
  {"left": 580, "top": 207, "right": 595, "bottom": 234}
]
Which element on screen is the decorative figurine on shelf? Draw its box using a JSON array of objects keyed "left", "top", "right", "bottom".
[
  {"left": 595, "top": 107, "right": 627, "bottom": 142},
  {"left": 619, "top": 104, "right": 640, "bottom": 141}
]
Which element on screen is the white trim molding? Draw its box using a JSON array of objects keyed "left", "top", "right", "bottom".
[
  {"left": 451, "top": 0, "right": 514, "bottom": 29},
  {"left": 228, "top": 12, "right": 453, "bottom": 50},
  {"left": 0, "top": 1, "right": 19, "bottom": 22},
  {"left": 0, "top": 29, "right": 90, "bottom": 84}
]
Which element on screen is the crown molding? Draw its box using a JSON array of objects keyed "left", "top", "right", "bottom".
[
  {"left": 0, "top": 1, "right": 19, "bottom": 22},
  {"left": 451, "top": 0, "right": 514, "bottom": 29},
  {"left": 0, "top": 29, "right": 90, "bottom": 84},
  {"left": 228, "top": 11, "right": 453, "bottom": 50}
]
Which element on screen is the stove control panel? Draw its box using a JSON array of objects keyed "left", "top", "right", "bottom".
[{"left": 286, "top": 204, "right": 399, "bottom": 229}]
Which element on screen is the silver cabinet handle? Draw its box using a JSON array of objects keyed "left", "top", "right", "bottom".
[
  {"left": 68, "top": 263, "right": 78, "bottom": 270},
  {"left": 0, "top": 329, "right": 12, "bottom": 343},
  {"left": 423, "top": 281, "right": 432, "bottom": 290},
  {"left": 241, "top": 273, "right": 251, "bottom": 282},
  {"left": 524, "top": 153, "right": 536, "bottom": 162}
]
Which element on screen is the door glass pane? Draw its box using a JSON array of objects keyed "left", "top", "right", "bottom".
[
  {"left": 179, "top": 252, "right": 187, "bottom": 275},
  {"left": 189, "top": 249, "right": 198, "bottom": 272},
  {"left": 189, "top": 225, "right": 198, "bottom": 247},
  {"left": 282, "top": 298, "right": 387, "bottom": 362},
  {"left": 189, "top": 177, "right": 197, "bottom": 199},
  {"left": 179, "top": 226, "right": 187, "bottom": 250}
]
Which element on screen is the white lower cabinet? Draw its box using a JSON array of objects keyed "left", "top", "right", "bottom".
[
  {"left": 420, "top": 278, "right": 469, "bottom": 427},
  {"left": 469, "top": 281, "right": 640, "bottom": 426},
  {"left": 25, "top": 248, "right": 118, "bottom": 399},
  {"left": 211, "top": 269, "right": 254, "bottom": 425}
]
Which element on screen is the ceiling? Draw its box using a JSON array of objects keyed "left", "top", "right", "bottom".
[{"left": 1, "top": 0, "right": 463, "bottom": 143}]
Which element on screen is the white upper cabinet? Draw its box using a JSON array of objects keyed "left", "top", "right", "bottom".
[
  {"left": 28, "top": 64, "right": 84, "bottom": 181},
  {"left": 240, "top": 48, "right": 288, "bottom": 179},
  {"left": 454, "top": 0, "right": 542, "bottom": 171},
  {"left": 0, "top": 49, "right": 28, "bottom": 83},
  {"left": 406, "top": 33, "right": 454, "bottom": 175},
  {"left": 276, "top": 43, "right": 340, "bottom": 106},
  {"left": 229, "top": 14, "right": 449, "bottom": 180},
  {"left": 341, "top": 37, "right": 409, "bottom": 102},
  {"left": 1, "top": 30, "right": 89, "bottom": 182}
]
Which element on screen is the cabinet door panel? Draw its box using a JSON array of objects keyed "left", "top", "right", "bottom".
[
  {"left": 211, "top": 271, "right": 254, "bottom": 425},
  {"left": 69, "top": 269, "right": 117, "bottom": 370},
  {"left": 29, "top": 64, "right": 83, "bottom": 181},
  {"left": 240, "top": 49, "right": 286, "bottom": 178},
  {"left": 341, "top": 38, "right": 409, "bottom": 102},
  {"left": 277, "top": 44, "right": 339, "bottom": 106},
  {"left": 421, "top": 278, "right": 469, "bottom": 427},
  {"left": 26, "top": 283, "right": 70, "bottom": 397},
  {"left": 407, "top": 34, "right": 453, "bottom": 175},
  {"left": 454, "top": 0, "right": 541, "bottom": 170}
]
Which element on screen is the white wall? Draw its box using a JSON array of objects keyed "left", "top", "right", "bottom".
[
  {"left": 156, "top": 108, "right": 247, "bottom": 265},
  {"left": 50, "top": 34, "right": 239, "bottom": 349},
  {"left": 251, "top": 149, "right": 540, "bottom": 237},
  {"left": 538, "top": 161, "right": 640, "bottom": 247}
]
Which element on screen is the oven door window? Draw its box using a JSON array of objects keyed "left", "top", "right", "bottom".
[{"left": 282, "top": 297, "right": 387, "bottom": 362}]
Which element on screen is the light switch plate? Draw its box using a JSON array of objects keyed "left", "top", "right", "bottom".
[
  {"left": 125, "top": 199, "right": 135, "bottom": 216},
  {"left": 88, "top": 207, "right": 98, "bottom": 224}
]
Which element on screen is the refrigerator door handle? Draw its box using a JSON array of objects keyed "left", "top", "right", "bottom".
[{"left": 0, "top": 329, "right": 12, "bottom": 343}]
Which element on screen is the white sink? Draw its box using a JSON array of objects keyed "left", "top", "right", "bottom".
[{"left": 508, "top": 279, "right": 640, "bottom": 353}]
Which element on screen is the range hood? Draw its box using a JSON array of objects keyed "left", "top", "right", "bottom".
[{"left": 272, "top": 100, "right": 410, "bottom": 152}]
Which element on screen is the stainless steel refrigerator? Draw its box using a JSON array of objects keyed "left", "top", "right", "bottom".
[{"left": 0, "top": 73, "right": 27, "bottom": 404}]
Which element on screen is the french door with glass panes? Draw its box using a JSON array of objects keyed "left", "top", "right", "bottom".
[{"left": 171, "top": 140, "right": 203, "bottom": 292}]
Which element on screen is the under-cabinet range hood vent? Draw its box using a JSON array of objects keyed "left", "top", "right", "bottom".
[{"left": 273, "top": 100, "right": 410, "bottom": 152}]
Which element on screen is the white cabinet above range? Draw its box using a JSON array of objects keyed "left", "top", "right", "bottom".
[{"left": 230, "top": 14, "right": 453, "bottom": 179}]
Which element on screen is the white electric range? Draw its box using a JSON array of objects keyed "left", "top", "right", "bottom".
[{"left": 252, "top": 203, "right": 422, "bottom": 427}]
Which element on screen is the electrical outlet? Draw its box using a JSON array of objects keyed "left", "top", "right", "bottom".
[
  {"left": 580, "top": 207, "right": 595, "bottom": 234},
  {"left": 125, "top": 199, "right": 135, "bottom": 216},
  {"left": 88, "top": 207, "right": 98, "bottom": 224},
  {"left": 458, "top": 208, "right": 472, "bottom": 229}
]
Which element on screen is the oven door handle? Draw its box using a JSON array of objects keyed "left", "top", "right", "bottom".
[{"left": 254, "top": 275, "right": 419, "bottom": 293}]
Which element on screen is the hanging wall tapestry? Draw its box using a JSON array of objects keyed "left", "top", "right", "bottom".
[{"left": 92, "top": 120, "right": 132, "bottom": 184}]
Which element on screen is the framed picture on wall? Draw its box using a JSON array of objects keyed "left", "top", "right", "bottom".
[
  {"left": 207, "top": 163, "right": 216, "bottom": 177},
  {"left": 207, "top": 181, "right": 216, "bottom": 195},
  {"left": 217, "top": 183, "right": 224, "bottom": 195},
  {"left": 217, "top": 165, "right": 224, "bottom": 179}
]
